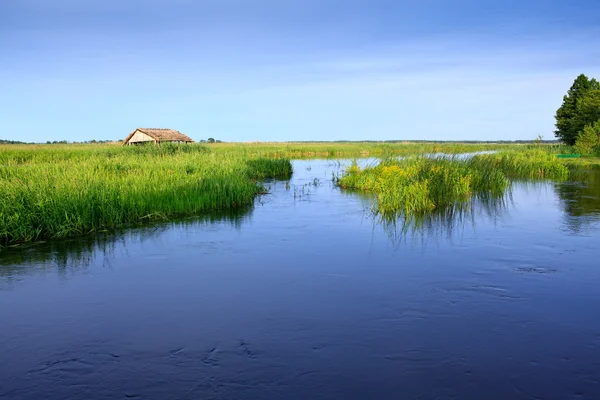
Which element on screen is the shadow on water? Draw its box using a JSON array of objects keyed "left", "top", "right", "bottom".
[
  {"left": 555, "top": 168, "right": 600, "bottom": 234},
  {"left": 0, "top": 207, "right": 253, "bottom": 284}
]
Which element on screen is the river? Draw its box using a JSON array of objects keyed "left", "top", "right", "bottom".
[{"left": 1, "top": 159, "right": 599, "bottom": 399}]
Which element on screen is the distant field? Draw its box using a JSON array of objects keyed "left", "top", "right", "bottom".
[
  {"left": 207, "top": 141, "right": 566, "bottom": 158},
  {"left": 0, "top": 140, "right": 565, "bottom": 160}
]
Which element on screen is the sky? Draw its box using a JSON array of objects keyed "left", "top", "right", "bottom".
[{"left": 1, "top": 0, "right": 600, "bottom": 143}]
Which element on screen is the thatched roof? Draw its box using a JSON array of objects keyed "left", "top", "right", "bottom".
[{"left": 122, "top": 128, "right": 193, "bottom": 145}]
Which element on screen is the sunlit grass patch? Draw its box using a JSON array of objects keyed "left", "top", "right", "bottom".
[{"left": 338, "top": 150, "right": 568, "bottom": 215}]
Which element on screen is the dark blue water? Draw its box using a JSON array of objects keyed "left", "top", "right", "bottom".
[{"left": 1, "top": 160, "right": 600, "bottom": 400}]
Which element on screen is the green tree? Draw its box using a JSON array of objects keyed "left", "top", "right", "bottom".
[
  {"left": 573, "top": 120, "right": 600, "bottom": 155},
  {"left": 207, "top": 137, "right": 215, "bottom": 143},
  {"left": 573, "top": 89, "right": 600, "bottom": 135},
  {"left": 555, "top": 74, "right": 600, "bottom": 145}
]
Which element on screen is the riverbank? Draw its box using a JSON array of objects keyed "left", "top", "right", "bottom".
[
  {"left": 0, "top": 144, "right": 292, "bottom": 245},
  {"left": 559, "top": 157, "right": 600, "bottom": 168}
]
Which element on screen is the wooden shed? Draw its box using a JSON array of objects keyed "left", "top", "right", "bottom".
[{"left": 122, "top": 128, "right": 193, "bottom": 145}]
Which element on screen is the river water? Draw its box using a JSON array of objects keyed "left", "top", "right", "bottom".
[{"left": 1, "top": 160, "right": 599, "bottom": 400}]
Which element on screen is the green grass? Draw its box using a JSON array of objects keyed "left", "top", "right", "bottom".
[
  {"left": 338, "top": 150, "right": 569, "bottom": 215},
  {"left": 246, "top": 158, "right": 294, "bottom": 180},
  {"left": 0, "top": 141, "right": 565, "bottom": 162},
  {"left": 0, "top": 143, "right": 292, "bottom": 245},
  {"left": 559, "top": 157, "right": 600, "bottom": 168},
  {"left": 208, "top": 141, "right": 562, "bottom": 159},
  {"left": 0, "top": 141, "right": 577, "bottom": 245}
]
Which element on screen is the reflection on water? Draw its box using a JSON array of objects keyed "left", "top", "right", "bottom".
[
  {"left": 0, "top": 208, "right": 253, "bottom": 285},
  {"left": 0, "top": 236, "right": 108, "bottom": 284},
  {"left": 378, "top": 195, "right": 511, "bottom": 247},
  {"left": 557, "top": 168, "right": 600, "bottom": 216},
  {"left": 555, "top": 168, "right": 600, "bottom": 234}
]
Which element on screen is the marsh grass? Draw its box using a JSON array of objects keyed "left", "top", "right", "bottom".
[
  {"left": 0, "top": 142, "right": 573, "bottom": 245},
  {"left": 559, "top": 157, "right": 600, "bottom": 169},
  {"left": 210, "top": 141, "right": 559, "bottom": 158},
  {"left": 338, "top": 150, "right": 569, "bottom": 215},
  {"left": 0, "top": 144, "right": 292, "bottom": 245},
  {"left": 246, "top": 158, "right": 293, "bottom": 180}
]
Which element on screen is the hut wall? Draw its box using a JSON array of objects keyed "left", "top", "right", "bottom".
[{"left": 128, "top": 130, "right": 155, "bottom": 144}]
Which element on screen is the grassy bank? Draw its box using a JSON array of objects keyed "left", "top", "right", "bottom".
[
  {"left": 0, "top": 144, "right": 292, "bottom": 245},
  {"left": 338, "top": 150, "right": 569, "bottom": 215},
  {"left": 559, "top": 157, "right": 600, "bottom": 168}
]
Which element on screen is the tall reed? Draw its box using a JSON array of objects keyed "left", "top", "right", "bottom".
[
  {"left": 0, "top": 144, "right": 292, "bottom": 245},
  {"left": 338, "top": 150, "right": 568, "bottom": 215}
]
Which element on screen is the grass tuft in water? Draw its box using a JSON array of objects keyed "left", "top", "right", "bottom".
[{"left": 338, "top": 150, "right": 568, "bottom": 215}]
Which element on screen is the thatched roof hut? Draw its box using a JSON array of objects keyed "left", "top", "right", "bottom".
[{"left": 122, "top": 128, "right": 193, "bottom": 145}]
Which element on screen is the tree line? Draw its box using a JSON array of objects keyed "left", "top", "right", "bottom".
[{"left": 555, "top": 74, "right": 600, "bottom": 154}]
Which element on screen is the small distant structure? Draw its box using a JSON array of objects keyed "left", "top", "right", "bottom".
[{"left": 122, "top": 128, "right": 193, "bottom": 146}]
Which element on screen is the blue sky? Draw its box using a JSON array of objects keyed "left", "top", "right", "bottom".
[{"left": 1, "top": 0, "right": 599, "bottom": 142}]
